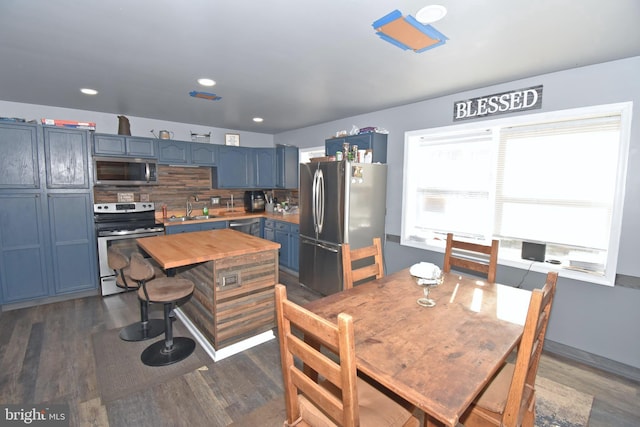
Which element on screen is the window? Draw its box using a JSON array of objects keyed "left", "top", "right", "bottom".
[
  {"left": 401, "top": 103, "right": 632, "bottom": 286},
  {"left": 299, "top": 146, "right": 325, "bottom": 163}
]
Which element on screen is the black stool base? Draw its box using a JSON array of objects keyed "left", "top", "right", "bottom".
[
  {"left": 141, "top": 337, "right": 196, "bottom": 367},
  {"left": 119, "top": 319, "right": 165, "bottom": 342}
]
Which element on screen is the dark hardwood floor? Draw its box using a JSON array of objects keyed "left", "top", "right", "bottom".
[{"left": 0, "top": 272, "right": 638, "bottom": 426}]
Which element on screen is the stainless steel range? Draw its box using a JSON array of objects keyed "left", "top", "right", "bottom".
[{"left": 95, "top": 202, "right": 165, "bottom": 296}]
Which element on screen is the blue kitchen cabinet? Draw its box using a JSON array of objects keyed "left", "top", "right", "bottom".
[
  {"left": 165, "top": 220, "right": 227, "bottom": 234},
  {"left": 276, "top": 145, "right": 299, "bottom": 189},
  {"left": 94, "top": 134, "right": 157, "bottom": 158},
  {"left": 127, "top": 137, "right": 157, "bottom": 158},
  {"left": 0, "top": 123, "right": 98, "bottom": 306},
  {"left": 0, "top": 123, "right": 40, "bottom": 189},
  {"left": 325, "top": 132, "right": 387, "bottom": 163},
  {"left": 165, "top": 223, "right": 204, "bottom": 234},
  {"left": 191, "top": 142, "right": 218, "bottom": 166},
  {"left": 0, "top": 193, "right": 50, "bottom": 303},
  {"left": 200, "top": 221, "right": 227, "bottom": 231},
  {"left": 263, "top": 219, "right": 275, "bottom": 241},
  {"left": 47, "top": 193, "right": 97, "bottom": 294},
  {"left": 158, "top": 140, "right": 190, "bottom": 165},
  {"left": 214, "top": 146, "right": 253, "bottom": 188},
  {"left": 264, "top": 219, "right": 299, "bottom": 272},
  {"left": 44, "top": 127, "right": 91, "bottom": 189},
  {"left": 274, "top": 222, "right": 289, "bottom": 269},
  {"left": 254, "top": 148, "right": 276, "bottom": 188}
]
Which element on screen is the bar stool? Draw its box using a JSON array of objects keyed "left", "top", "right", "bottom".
[
  {"left": 131, "top": 255, "right": 196, "bottom": 367},
  {"left": 107, "top": 247, "right": 136, "bottom": 292},
  {"left": 119, "top": 253, "right": 165, "bottom": 342}
]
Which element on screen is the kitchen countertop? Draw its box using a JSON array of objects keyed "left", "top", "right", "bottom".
[
  {"left": 137, "top": 228, "right": 280, "bottom": 269},
  {"left": 158, "top": 209, "right": 299, "bottom": 227}
]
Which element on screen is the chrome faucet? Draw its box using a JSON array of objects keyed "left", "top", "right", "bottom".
[{"left": 186, "top": 194, "right": 199, "bottom": 217}]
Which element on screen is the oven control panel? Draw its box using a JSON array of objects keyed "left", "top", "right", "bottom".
[{"left": 94, "top": 202, "right": 155, "bottom": 213}]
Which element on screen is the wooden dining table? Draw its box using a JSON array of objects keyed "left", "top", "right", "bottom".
[{"left": 303, "top": 268, "right": 532, "bottom": 427}]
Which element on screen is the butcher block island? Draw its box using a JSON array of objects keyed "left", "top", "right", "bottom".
[{"left": 137, "top": 228, "right": 281, "bottom": 361}]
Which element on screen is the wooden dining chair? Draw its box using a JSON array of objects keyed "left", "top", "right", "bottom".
[
  {"left": 443, "top": 233, "right": 499, "bottom": 282},
  {"left": 275, "top": 284, "right": 420, "bottom": 427},
  {"left": 342, "top": 237, "right": 384, "bottom": 290},
  {"left": 459, "top": 271, "right": 558, "bottom": 427}
]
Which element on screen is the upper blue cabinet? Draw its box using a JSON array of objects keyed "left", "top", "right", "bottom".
[
  {"left": 254, "top": 148, "right": 276, "bottom": 188},
  {"left": 325, "top": 132, "right": 387, "bottom": 163},
  {"left": 276, "top": 144, "right": 299, "bottom": 189},
  {"left": 44, "top": 127, "right": 91, "bottom": 189},
  {"left": 214, "top": 146, "right": 253, "bottom": 188},
  {"left": 0, "top": 122, "right": 40, "bottom": 189},
  {"left": 158, "top": 139, "right": 190, "bottom": 164},
  {"left": 191, "top": 142, "right": 218, "bottom": 166},
  {"left": 94, "top": 133, "right": 157, "bottom": 158},
  {"left": 157, "top": 140, "right": 219, "bottom": 166}
]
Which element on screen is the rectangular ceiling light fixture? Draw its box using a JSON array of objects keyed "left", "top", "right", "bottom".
[{"left": 373, "top": 9, "right": 448, "bottom": 53}]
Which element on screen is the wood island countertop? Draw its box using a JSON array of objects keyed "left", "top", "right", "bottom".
[{"left": 137, "top": 228, "right": 281, "bottom": 269}]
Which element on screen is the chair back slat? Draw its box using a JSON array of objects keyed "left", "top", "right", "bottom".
[
  {"left": 443, "top": 233, "right": 499, "bottom": 282},
  {"left": 342, "top": 237, "right": 384, "bottom": 290}
]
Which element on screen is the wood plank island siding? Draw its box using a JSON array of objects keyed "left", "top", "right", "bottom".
[
  {"left": 178, "top": 251, "right": 279, "bottom": 350},
  {"left": 137, "top": 229, "right": 281, "bottom": 352}
]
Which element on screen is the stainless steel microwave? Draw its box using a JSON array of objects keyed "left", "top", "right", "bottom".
[{"left": 94, "top": 157, "right": 158, "bottom": 186}]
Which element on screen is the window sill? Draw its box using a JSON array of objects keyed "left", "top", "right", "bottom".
[{"left": 399, "top": 238, "right": 614, "bottom": 287}]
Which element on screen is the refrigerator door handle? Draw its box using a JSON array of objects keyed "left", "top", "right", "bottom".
[
  {"left": 300, "top": 237, "right": 339, "bottom": 253},
  {"left": 312, "top": 169, "right": 318, "bottom": 234},
  {"left": 317, "top": 169, "right": 324, "bottom": 234},
  {"left": 317, "top": 242, "right": 338, "bottom": 253}
]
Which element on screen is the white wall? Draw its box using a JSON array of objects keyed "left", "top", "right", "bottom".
[
  {"left": 0, "top": 101, "right": 274, "bottom": 148},
  {"left": 276, "top": 57, "right": 640, "bottom": 373}
]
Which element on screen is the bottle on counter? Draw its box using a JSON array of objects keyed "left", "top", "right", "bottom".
[
  {"left": 161, "top": 205, "right": 167, "bottom": 219},
  {"left": 202, "top": 204, "right": 209, "bottom": 216}
]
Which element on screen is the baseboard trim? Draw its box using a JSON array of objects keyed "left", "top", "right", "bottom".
[{"left": 544, "top": 339, "right": 640, "bottom": 383}]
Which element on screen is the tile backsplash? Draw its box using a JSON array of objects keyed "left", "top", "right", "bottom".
[{"left": 93, "top": 165, "right": 297, "bottom": 213}]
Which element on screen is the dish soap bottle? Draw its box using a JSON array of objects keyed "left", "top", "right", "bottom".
[{"left": 202, "top": 204, "right": 209, "bottom": 216}]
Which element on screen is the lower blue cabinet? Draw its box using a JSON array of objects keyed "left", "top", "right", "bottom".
[
  {"left": 48, "top": 193, "right": 97, "bottom": 294},
  {"left": 165, "top": 220, "right": 227, "bottom": 234},
  {"left": 263, "top": 219, "right": 298, "bottom": 272},
  {"left": 0, "top": 192, "right": 98, "bottom": 304},
  {"left": 0, "top": 193, "right": 50, "bottom": 303}
]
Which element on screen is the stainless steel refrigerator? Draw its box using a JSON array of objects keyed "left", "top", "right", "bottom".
[{"left": 299, "top": 161, "right": 387, "bottom": 295}]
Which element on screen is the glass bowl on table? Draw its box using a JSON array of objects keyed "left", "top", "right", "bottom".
[{"left": 409, "top": 262, "right": 444, "bottom": 307}]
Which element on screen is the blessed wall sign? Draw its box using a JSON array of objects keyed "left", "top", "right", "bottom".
[{"left": 453, "top": 85, "right": 543, "bottom": 121}]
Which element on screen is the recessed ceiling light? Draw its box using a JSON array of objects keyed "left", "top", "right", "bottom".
[
  {"left": 415, "top": 5, "right": 447, "bottom": 24},
  {"left": 80, "top": 88, "right": 98, "bottom": 95},
  {"left": 197, "top": 78, "right": 216, "bottom": 87},
  {"left": 253, "top": 117, "right": 264, "bottom": 123}
]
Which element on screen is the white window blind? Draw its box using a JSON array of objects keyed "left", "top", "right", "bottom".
[
  {"left": 407, "top": 129, "right": 495, "bottom": 239},
  {"left": 401, "top": 103, "right": 631, "bottom": 285},
  {"left": 495, "top": 115, "right": 621, "bottom": 249}
]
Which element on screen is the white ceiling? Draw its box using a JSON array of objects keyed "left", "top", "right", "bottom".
[{"left": 1, "top": 0, "right": 639, "bottom": 134}]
